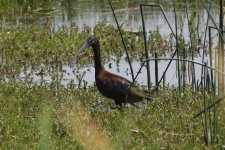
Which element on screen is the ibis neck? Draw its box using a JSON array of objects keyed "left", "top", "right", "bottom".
[{"left": 92, "top": 44, "right": 103, "bottom": 74}]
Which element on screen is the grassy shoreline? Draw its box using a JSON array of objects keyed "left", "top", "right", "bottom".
[{"left": 0, "top": 80, "right": 224, "bottom": 149}]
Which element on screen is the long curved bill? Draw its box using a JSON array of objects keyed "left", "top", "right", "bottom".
[{"left": 70, "top": 42, "right": 90, "bottom": 67}]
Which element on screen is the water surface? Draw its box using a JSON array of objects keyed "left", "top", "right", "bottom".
[{"left": 0, "top": 0, "right": 222, "bottom": 87}]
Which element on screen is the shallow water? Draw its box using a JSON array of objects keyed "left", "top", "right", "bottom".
[
  {"left": 0, "top": 0, "right": 222, "bottom": 87},
  {"left": 17, "top": 54, "right": 206, "bottom": 89},
  {"left": 0, "top": 0, "right": 220, "bottom": 35}
]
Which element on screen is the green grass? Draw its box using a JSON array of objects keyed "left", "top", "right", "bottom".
[
  {"left": 0, "top": 80, "right": 224, "bottom": 149},
  {"left": 0, "top": 81, "right": 82, "bottom": 149}
]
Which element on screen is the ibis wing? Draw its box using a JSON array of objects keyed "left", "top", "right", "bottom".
[
  {"left": 97, "top": 72, "right": 152, "bottom": 103},
  {"left": 98, "top": 75, "right": 131, "bottom": 99}
]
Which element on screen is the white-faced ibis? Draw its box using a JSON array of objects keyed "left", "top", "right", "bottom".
[{"left": 74, "top": 36, "right": 152, "bottom": 107}]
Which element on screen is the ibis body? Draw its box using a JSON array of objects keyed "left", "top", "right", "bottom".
[{"left": 74, "top": 36, "right": 152, "bottom": 106}]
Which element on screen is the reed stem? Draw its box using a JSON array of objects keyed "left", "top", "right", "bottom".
[
  {"left": 108, "top": 0, "right": 134, "bottom": 81},
  {"left": 201, "top": 3, "right": 211, "bottom": 88},
  {"left": 173, "top": 0, "right": 181, "bottom": 93},
  {"left": 140, "top": 4, "right": 151, "bottom": 89},
  {"left": 155, "top": 52, "right": 159, "bottom": 91}
]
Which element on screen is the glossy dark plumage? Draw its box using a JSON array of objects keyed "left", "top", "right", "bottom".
[{"left": 75, "top": 36, "right": 152, "bottom": 106}]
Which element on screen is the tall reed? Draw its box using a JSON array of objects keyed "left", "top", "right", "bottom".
[{"left": 108, "top": 0, "right": 134, "bottom": 81}]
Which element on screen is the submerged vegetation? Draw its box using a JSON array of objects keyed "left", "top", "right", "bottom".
[
  {"left": 0, "top": 24, "right": 202, "bottom": 81},
  {"left": 0, "top": 25, "right": 147, "bottom": 80}
]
